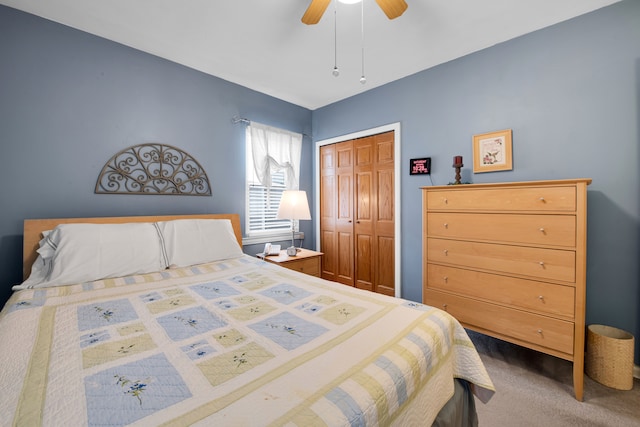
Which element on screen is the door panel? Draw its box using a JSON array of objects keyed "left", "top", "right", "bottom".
[
  {"left": 377, "top": 169, "right": 394, "bottom": 222},
  {"left": 376, "top": 133, "right": 394, "bottom": 165},
  {"left": 355, "top": 234, "right": 373, "bottom": 291},
  {"left": 376, "top": 235, "right": 395, "bottom": 296},
  {"left": 356, "top": 172, "right": 372, "bottom": 222},
  {"left": 320, "top": 229, "right": 336, "bottom": 281},
  {"left": 337, "top": 231, "right": 354, "bottom": 285}
]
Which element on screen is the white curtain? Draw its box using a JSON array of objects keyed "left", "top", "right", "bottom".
[{"left": 249, "top": 122, "right": 303, "bottom": 190}]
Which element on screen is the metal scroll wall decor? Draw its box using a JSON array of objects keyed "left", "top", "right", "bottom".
[{"left": 95, "top": 143, "right": 211, "bottom": 196}]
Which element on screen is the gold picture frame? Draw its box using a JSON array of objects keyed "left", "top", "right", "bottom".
[{"left": 472, "top": 129, "right": 513, "bottom": 173}]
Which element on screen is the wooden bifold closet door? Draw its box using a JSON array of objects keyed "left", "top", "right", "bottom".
[{"left": 319, "top": 131, "right": 395, "bottom": 296}]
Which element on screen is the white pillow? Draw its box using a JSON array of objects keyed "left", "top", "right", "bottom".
[
  {"left": 156, "top": 219, "right": 243, "bottom": 267},
  {"left": 42, "top": 222, "right": 166, "bottom": 286}
]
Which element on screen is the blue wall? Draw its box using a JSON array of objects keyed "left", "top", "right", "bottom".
[
  {"left": 0, "top": 5, "right": 313, "bottom": 304},
  {"left": 313, "top": 0, "right": 640, "bottom": 363},
  {"left": 1, "top": 1, "right": 639, "bottom": 365}
]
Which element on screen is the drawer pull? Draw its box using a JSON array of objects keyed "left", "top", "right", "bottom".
[
  {"left": 443, "top": 249, "right": 448, "bottom": 255},
  {"left": 443, "top": 276, "right": 448, "bottom": 283},
  {"left": 444, "top": 223, "right": 448, "bottom": 229},
  {"left": 442, "top": 303, "right": 448, "bottom": 310},
  {"left": 539, "top": 261, "right": 545, "bottom": 268},
  {"left": 537, "top": 329, "right": 543, "bottom": 335},
  {"left": 444, "top": 198, "right": 448, "bottom": 204},
  {"left": 539, "top": 227, "right": 546, "bottom": 234},
  {"left": 539, "top": 197, "right": 546, "bottom": 203}
]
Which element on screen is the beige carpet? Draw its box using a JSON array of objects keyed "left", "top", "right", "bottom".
[{"left": 468, "top": 331, "right": 640, "bottom": 427}]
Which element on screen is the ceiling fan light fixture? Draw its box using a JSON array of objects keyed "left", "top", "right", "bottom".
[{"left": 302, "top": 0, "right": 406, "bottom": 25}]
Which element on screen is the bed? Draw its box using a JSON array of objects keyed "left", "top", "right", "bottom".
[{"left": 0, "top": 214, "right": 494, "bottom": 426}]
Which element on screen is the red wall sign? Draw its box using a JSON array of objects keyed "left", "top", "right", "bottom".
[{"left": 410, "top": 157, "right": 431, "bottom": 175}]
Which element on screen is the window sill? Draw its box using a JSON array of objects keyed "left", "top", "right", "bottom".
[{"left": 242, "top": 232, "right": 303, "bottom": 247}]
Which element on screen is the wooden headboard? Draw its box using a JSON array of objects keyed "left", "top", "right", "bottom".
[{"left": 23, "top": 214, "right": 242, "bottom": 279}]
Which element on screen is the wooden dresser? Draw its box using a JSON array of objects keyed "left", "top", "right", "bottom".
[{"left": 422, "top": 179, "right": 591, "bottom": 400}]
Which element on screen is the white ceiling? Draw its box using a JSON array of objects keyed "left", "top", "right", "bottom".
[{"left": 1, "top": 0, "right": 621, "bottom": 110}]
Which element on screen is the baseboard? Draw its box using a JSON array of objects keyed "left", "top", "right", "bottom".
[{"left": 635, "top": 364, "right": 640, "bottom": 380}]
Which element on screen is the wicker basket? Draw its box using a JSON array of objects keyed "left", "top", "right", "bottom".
[{"left": 585, "top": 324, "right": 635, "bottom": 390}]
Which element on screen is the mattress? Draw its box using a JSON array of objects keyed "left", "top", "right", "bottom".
[{"left": 0, "top": 255, "right": 493, "bottom": 426}]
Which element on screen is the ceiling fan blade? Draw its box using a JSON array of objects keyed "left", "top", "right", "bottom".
[
  {"left": 301, "top": 0, "right": 332, "bottom": 25},
  {"left": 375, "top": 0, "right": 408, "bottom": 20}
]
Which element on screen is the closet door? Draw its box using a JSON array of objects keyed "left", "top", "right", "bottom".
[
  {"left": 335, "top": 141, "right": 355, "bottom": 286},
  {"left": 319, "top": 131, "right": 394, "bottom": 295},
  {"left": 354, "top": 137, "right": 375, "bottom": 291},
  {"left": 320, "top": 141, "right": 354, "bottom": 285},
  {"left": 373, "top": 132, "right": 395, "bottom": 296},
  {"left": 319, "top": 144, "right": 338, "bottom": 282}
]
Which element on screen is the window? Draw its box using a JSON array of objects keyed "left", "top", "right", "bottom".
[
  {"left": 245, "top": 123, "right": 302, "bottom": 242},
  {"left": 246, "top": 169, "right": 289, "bottom": 235}
]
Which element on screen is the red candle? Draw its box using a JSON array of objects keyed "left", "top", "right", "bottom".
[{"left": 454, "top": 156, "right": 463, "bottom": 165}]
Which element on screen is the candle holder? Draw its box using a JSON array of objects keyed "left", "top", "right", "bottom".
[{"left": 452, "top": 161, "right": 463, "bottom": 185}]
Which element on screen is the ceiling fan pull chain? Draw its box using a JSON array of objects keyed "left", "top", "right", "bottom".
[
  {"left": 333, "top": 0, "right": 339, "bottom": 76},
  {"left": 360, "top": 0, "right": 366, "bottom": 84}
]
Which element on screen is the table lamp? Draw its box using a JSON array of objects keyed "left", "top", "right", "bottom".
[{"left": 276, "top": 190, "right": 311, "bottom": 256}]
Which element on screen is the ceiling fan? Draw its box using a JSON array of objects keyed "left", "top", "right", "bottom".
[{"left": 301, "top": 0, "right": 408, "bottom": 25}]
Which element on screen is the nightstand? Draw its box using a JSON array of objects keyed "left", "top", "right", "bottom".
[{"left": 258, "top": 248, "right": 323, "bottom": 277}]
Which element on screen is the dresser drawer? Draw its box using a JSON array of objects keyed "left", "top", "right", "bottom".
[
  {"left": 426, "top": 186, "right": 576, "bottom": 212},
  {"left": 426, "top": 264, "right": 575, "bottom": 318},
  {"left": 427, "top": 212, "right": 576, "bottom": 247},
  {"left": 427, "top": 238, "right": 576, "bottom": 282},
  {"left": 424, "top": 289, "right": 575, "bottom": 355},
  {"left": 282, "top": 257, "right": 320, "bottom": 276}
]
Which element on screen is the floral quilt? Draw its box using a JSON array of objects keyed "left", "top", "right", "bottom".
[{"left": 0, "top": 255, "right": 493, "bottom": 426}]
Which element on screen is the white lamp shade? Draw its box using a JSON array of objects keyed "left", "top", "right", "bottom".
[{"left": 276, "top": 190, "right": 311, "bottom": 220}]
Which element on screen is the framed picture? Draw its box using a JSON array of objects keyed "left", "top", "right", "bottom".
[{"left": 472, "top": 129, "right": 513, "bottom": 173}]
